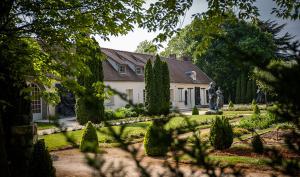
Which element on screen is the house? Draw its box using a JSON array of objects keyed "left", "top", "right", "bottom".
[{"left": 31, "top": 48, "right": 212, "bottom": 120}]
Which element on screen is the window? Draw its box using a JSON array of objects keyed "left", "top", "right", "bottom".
[
  {"left": 126, "top": 89, "right": 133, "bottom": 103},
  {"left": 178, "top": 88, "right": 183, "bottom": 102},
  {"left": 30, "top": 83, "right": 41, "bottom": 113},
  {"left": 136, "top": 67, "right": 142, "bottom": 75},
  {"left": 170, "top": 89, "right": 174, "bottom": 102},
  {"left": 119, "top": 65, "right": 126, "bottom": 73}
]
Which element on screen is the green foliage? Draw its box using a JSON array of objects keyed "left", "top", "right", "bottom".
[
  {"left": 239, "top": 113, "right": 278, "bottom": 130},
  {"left": 144, "top": 121, "right": 171, "bottom": 156},
  {"left": 228, "top": 101, "right": 234, "bottom": 109},
  {"left": 233, "top": 127, "right": 250, "bottom": 137},
  {"left": 145, "top": 59, "right": 155, "bottom": 114},
  {"left": 153, "top": 55, "right": 163, "bottom": 114},
  {"left": 251, "top": 135, "right": 264, "bottom": 154},
  {"left": 135, "top": 40, "right": 157, "bottom": 54},
  {"left": 240, "top": 73, "right": 247, "bottom": 103},
  {"left": 209, "top": 116, "right": 233, "bottom": 150},
  {"left": 251, "top": 99, "right": 257, "bottom": 109},
  {"left": 235, "top": 76, "right": 241, "bottom": 104},
  {"left": 28, "top": 140, "right": 55, "bottom": 177},
  {"left": 145, "top": 56, "right": 170, "bottom": 115},
  {"left": 161, "top": 61, "right": 170, "bottom": 115},
  {"left": 253, "top": 104, "right": 260, "bottom": 115},
  {"left": 76, "top": 38, "right": 105, "bottom": 124},
  {"left": 192, "top": 106, "right": 199, "bottom": 115},
  {"left": 246, "top": 79, "right": 252, "bottom": 103},
  {"left": 80, "top": 121, "right": 99, "bottom": 153}
]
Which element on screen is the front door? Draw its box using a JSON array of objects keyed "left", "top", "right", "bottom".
[{"left": 195, "top": 87, "right": 200, "bottom": 105}]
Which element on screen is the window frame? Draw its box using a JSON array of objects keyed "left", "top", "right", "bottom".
[{"left": 119, "top": 65, "right": 126, "bottom": 74}]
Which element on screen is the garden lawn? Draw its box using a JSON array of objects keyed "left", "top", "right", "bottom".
[
  {"left": 42, "top": 114, "right": 243, "bottom": 151},
  {"left": 36, "top": 122, "right": 56, "bottom": 130}
]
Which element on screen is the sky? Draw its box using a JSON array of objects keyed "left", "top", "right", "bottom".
[{"left": 95, "top": 0, "right": 300, "bottom": 52}]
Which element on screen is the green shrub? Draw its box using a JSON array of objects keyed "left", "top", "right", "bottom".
[
  {"left": 228, "top": 101, "right": 234, "bottom": 109},
  {"left": 105, "top": 109, "right": 116, "bottom": 120},
  {"left": 209, "top": 116, "right": 233, "bottom": 150},
  {"left": 144, "top": 121, "right": 171, "bottom": 156},
  {"left": 253, "top": 104, "right": 260, "bottom": 114},
  {"left": 251, "top": 99, "right": 256, "bottom": 109},
  {"left": 251, "top": 135, "right": 264, "bottom": 154},
  {"left": 29, "top": 139, "right": 56, "bottom": 177},
  {"left": 75, "top": 97, "right": 88, "bottom": 125},
  {"left": 233, "top": 127, "right": 250, "bottom": 137},
  {"left": 239, "top": 113, "right": 278, "bottom": 130},
  {"left": 192, "top": 106, "right": 199, "bottom": 115},
  {"left": 80, "top": 121, "right": 99, "bottom": 153}
]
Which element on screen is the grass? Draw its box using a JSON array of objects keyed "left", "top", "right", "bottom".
[
  {"left": 36, "top": 122, "right": 57, "bottom": 130},
  {"left": 41, "top": 114, "right": 246, "bottom": 151},
  {"left": 209, "top": 155, "right": 269, "bottom": 166}
]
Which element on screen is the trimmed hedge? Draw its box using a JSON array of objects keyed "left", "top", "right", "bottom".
[
  {"left": 209, "top": 116, "right": 233, "bottom": 150},
  {"left": 192, "top": 106, "right": 199, "bottom": 115},
  {"left": 251, "top": 135, "right": 264, "bottom": 154},
  {"left": 80, "top": 121, "right": 99, "bottom": 153},
  {"left": 29, "top": 139, "right": 56, "bottom": 177},
  {"left": 144, "top": 121, "right": 171, "bottom": 156}
]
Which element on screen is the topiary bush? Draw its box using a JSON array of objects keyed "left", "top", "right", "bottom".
[
  {"left": 209, "top": 116, "right": 233, "bottom": 150},
  {"left": 80, "top": 121, "right": 99, "bottom": 153},
  {"left": 192, "top": 106, "right": 199, "bottom": 115},
  {"left": 28, "top": 139, "right": 56, "bottom": 177},
  {"left": 233, "top": 127, "right": 250, "bottom": 137},
  {"left": 251, "top": 134, "right": 264, "bottom": 154},
  {"left": 251, "top": 99, "right": 256, "bottom": 109},
  {"left": 144, "top": 121, "right": 171, "bottom": 156},
  {"left": 228, "top": 101, "right": 234, "bottom": 110},
  {"left": 253, "top": 104, "right": 260, "bottom": 115}
]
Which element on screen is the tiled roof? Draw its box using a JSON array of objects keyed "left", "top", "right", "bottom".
[{"left": 101, "top": 48, "right": 212, "bottom": 84}]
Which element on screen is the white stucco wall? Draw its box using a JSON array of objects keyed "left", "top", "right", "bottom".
[{"left": 104, "top": 81, "right": 209, "bottom": 110}]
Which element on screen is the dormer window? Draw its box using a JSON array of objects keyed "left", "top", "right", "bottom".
[
  {"left": 119, "top": 65, "right": 126, "bottom": 74},
  {"left": 136, "top": 67, "right": 143, "bottom": 75},
  {"left": 185, "top": 71, "right": 196, "bottom": 81}
]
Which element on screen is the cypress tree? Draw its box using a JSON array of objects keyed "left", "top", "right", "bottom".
[
  {"left": 240, "top": 73, "right": 246, "bottom": 104},
  {"left": 235, "top": 76, "right": 241, "bottom": 104},
  {"left": 153, "top": 55, "right": 163, "bottom": 114},
  {"left": 246, "top": 79, "right": 252, "bottom": 103},
  {"left": 76, "top": 37, "right": 105, "bottom": 124},
  {"left": 145, "top": 59, "right": 155, "bottom": 115},
  {"left": 161, "top": 61, "right": 170, "bottom": 115}
]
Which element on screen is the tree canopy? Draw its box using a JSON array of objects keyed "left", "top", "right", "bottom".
[{"left": 135, "top": 40, "right": 158, "bottom": 54}]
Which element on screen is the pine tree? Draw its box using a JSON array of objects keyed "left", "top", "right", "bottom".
[
  {"left": 246, "top": 79, "right": 252, "bottom": 103},
  {"left": 153, "top": 55, "right": 163, "bottom": 114},
  {"left": 240, "top": 73, "right": 246, "bottom": 104},
  {"left": 145, "top": 59, "right": 155, "bottom": 115},
  {"left": 76, "top": 37, "right": 105, "bottom": 124},
  {"left": 161, "top": 61, "right": 170, "bottom": 115},
  {"left": 235, "top": 76, "right": 241, "bottom": 104}
]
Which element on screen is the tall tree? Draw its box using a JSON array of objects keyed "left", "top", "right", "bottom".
[
  {"left": 153, "top": 55, "right": 163, "bottom": 115},
  {"left": 75, "top": 37, "right": 105, "bottom": 124},
  {"left": 144, "top": 59, "right": 155, "bottom": 115},
  {"left": 235, "top": 76, "right": 241, "bottom": 104},
  {"left": 135, "top": 40, "right": 158, "bottom": 54},
  {"left": 240, "top": 73, "right": 247, "bottom": 104},
  {"left": 246, "top": 79, "right": 252, "bottom": 103},
  {"left": 161, "top": 61, "right": 170, "bottom": 115}
]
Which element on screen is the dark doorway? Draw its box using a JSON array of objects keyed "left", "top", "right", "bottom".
[
  {"left": 55, "top": 84, "right": 75, "bottom": 117},
  {"left": 184, "top": 90, "right": 188, "bottom": 105},
  {"left": 195, "top": 87, "right": 200, "bottom": 105}
]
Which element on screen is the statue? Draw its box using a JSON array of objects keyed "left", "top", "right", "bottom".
[
  {"left": 216, "top": 87, "right": 224, "bottom": 109},
  {"left": 207, "top": 82, "right": 217, "bottom": 110},
  {"left": 256, "top": 89, "right": 264, "bottom": 104}
]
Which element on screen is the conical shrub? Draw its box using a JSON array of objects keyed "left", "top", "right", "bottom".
[
  {"left": 28, "top": 139, "right": 56, "bottom": 177},
  {"left": 253, "top": 104, "right": 260, "bottom": 115},
  {"left": 209, "top": 116, "right": 233, "bottom": 150},
  {"left": 192, "top": 106, "right": 199, "bottom": 115},
  {"left": 80, "top": 121, "right": 99, "bottom": 153},
  {"left": 144, "top": 121, "right": 171, "bottom": 156},
  {"left": 251, "top": 134, "right": 264, "bottom": 154},
  {"left": 228, "top": 101, "right": 234, "bottom": 110}
]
